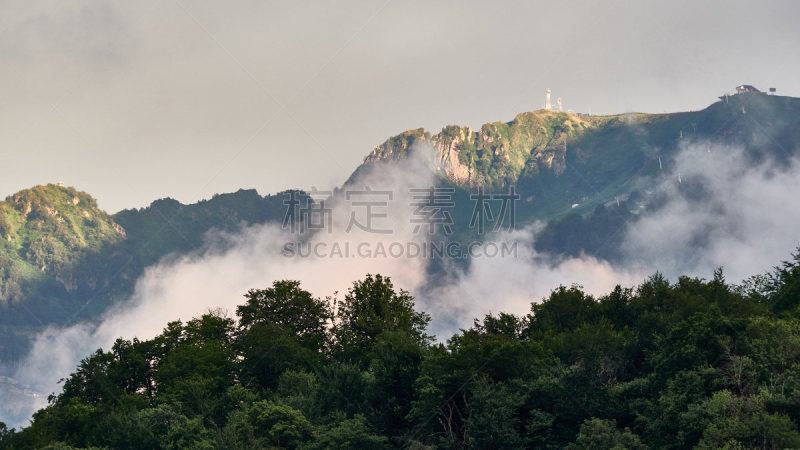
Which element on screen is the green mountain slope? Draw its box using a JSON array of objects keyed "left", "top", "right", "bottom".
[
  {"left": 356, "top": 92, "right": 800, "bottom": 222},
  {"left": 0, "top": 185, "right": 125, "bottom": 307},
  {"left": 0, "top": 187, "right": 302, "bottom": 362},
  {"left": 112, "top": 189, "right": 299, "bottom": 290}
]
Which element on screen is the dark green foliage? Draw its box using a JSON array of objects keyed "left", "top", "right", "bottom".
[
  {"left": 567, "top": 418, "right": 646, "bottom": 450},
  {"left": 332, "top": 274, "right": 431, "bottom": 365},
  {"left": 8, "top": 252, "right": 800, "bottom": 448},
  {"left": 528, "top": 284, "right": 597, "bottom": 334},
  {"left": 237, "top": 280, "right": 331, "bottom": 351},
  {"left": 235, "top": 281, "right": 332, "bottom": 389},
  {"left": 232, "top": 400, "right": 313, "bottom": 448},
  {"left": 308, "top": 414, "right": 387, "bottom": 449},
  {"left": 748, "top": 250, "right": 800, "bottom": 313},
  {"left": 329, "top": 275, "right": 432, "bottom": 436},
  {"left": 154, "top": 314, "right": 237, "bottom": 414}
]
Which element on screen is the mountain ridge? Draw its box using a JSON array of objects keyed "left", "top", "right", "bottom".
[
  {"left": 358, "top": 109, "right": 616, "bottom": 188},
  {"left": 0, "top": 186, "right": 302, "bottom": 363},
  {"left": 2, "top": 91, "right": 799, "bottom": 363},
  {"left": 354, "top": 93, "right": 800, "bottom": 220}
]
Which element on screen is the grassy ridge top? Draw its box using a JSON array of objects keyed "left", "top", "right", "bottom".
[
  {"left": 0, "top": 184, "right": 122, "bottom": 248},
  {"left": 0, "top": 184, "right": 124, "bottom": 306},
  {"left": 361, "top": 93, "right": 800, "bottom": 221}
]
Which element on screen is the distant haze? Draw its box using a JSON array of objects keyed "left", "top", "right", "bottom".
[{"left": 1, "top": 0, "right": 799, "bottom": 212}]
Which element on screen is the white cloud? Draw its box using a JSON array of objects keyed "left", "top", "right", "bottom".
[
  {"left": 5, "top": 139, "right": 800, "bottom": 427},
  {"left": 620, "top": 141, "right": 800, "bottom": 282}
]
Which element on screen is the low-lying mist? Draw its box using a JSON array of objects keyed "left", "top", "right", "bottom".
[
  {"left": 620, "top": 141, "right": 800, "bottom": 281},
  {"left": 3, "top": 138, "right": 800, "bottom": 428}
]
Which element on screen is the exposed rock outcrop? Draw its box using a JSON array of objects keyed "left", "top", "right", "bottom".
[{"left": 358, "top": 109, "right": 599, "bottom": 188}]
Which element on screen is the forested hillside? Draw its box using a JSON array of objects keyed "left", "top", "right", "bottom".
[
  {"left": 3, "top": 251, "right": 800, "bottom": 449},
  {"left": 0, "top": 187, "right": 302, "bottom": 362}
]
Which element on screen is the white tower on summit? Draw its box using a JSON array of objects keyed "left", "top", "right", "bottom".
[
  {"left": 545, "top": 88, "right": 552, "bottom": 110},
  {"left": 557, "top": 97, "right": 562, "bottom": 111}
]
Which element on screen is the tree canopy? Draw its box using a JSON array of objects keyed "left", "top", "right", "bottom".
[{"left": 4, "top": 256, "right": 800, "bottom": 449}]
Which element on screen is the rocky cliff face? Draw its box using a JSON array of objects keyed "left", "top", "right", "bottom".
[{"left": 360, "top": 110, "right": 604, "bottom": 188}]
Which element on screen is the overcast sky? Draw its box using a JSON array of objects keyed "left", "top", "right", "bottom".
[{"left": 1, "top": 0, "right": 799, "bottom": 212}]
